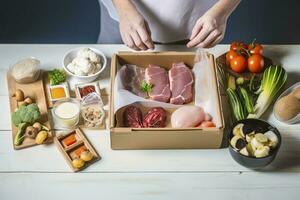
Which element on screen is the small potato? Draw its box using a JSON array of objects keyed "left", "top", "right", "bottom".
[
  {"left": 13, "top": 89, "right": 24, "bottom": 101},
  {"left": 24, "top": 97, "right": 34, "bottom": 105},
  {"left": 292, "top": 88, "right": 300, "bottom": 99},
  {"left": 35, "top": 130, "right": 48, "bottom": 144},
  {"left": 72, "top": 158, "right": 85, "bottom": 169},
  {"left": 80, "top": 151, "right": 93, "bottom": 162}
]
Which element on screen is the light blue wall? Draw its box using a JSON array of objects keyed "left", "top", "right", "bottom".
[{"left": 0, "top": 0, "right": 299, "bottom": 44}]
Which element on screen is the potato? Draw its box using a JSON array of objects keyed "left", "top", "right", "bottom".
[
  {"left": 80, "top": 151, "right": 93, "bottom": 162},
  {"left": 292, "top": 87, "right": 300, "bottom": 99},
  {"left": 72, "top": 158, "right": 85, "bottom": 169},
  {"left": 13, "top": 89, "right": 24, "bottom": 101},
  {"left": 35, "top": 131, "right": 48, "bottom": 144},
  {"left": 274, "top": 92, "right": 300, "bottom": 121}
]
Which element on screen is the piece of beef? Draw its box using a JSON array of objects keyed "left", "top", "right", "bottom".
[
  {"left": 169, "top": 62, "right": 193, "bottom": 104},
  {"left": 145, "top": 64, "right": 171, "bottom": 102},
  {"left": 143, "top": 107, "right": 167, "bottom": 128},
  {"left": 123, "top": 105, "right": 143, "bottom": 128},
  {"left": 120, "top": 64, "right": 147, "bottom": 98}
]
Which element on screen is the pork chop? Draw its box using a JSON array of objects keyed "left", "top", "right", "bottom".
[
  {"left": 145, "top": 64, "right": 171, "bottom": 102},
  {"left": 169, "top": 62, "right": 193, "bottom": 104},
  {"left": 119, "top": 64, "right": 147, "bottom": 98}
]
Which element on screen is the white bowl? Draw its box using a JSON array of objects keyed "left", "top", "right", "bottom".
[
  {"left": 62, "top": 47, "right": 107, "bottom": 83},
  {"left": 273, "top": 82, "right": 300, "bottom": 124}
]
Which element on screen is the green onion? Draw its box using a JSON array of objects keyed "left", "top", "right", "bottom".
[
  {"left": 227, "top": 88, "right": 246, "bottom": 121},
  {"left": 239, "top": 87, "right": 254, "bottom": 114},
  {"left": 48, "top": 69, "right": 66, "bottom": 85},
  {"left": 248, "top": 65, "right": 287, "bottom": 118}
]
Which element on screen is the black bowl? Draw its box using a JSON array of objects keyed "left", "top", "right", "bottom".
[{"left": 228, "top": 119, "right": 281, "bottom": 169}]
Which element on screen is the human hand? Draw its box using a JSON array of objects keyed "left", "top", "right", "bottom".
[
  {"left": 118, "top": 6, "right": 154, "bottom": 51},
  {"left": 187, "top": 10, "right": 227, "bottom": 48}
]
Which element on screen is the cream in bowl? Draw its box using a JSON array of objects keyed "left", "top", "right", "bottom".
[
  {"left": 63, "top": 47, "right": 107, "bottom": 83},
  {"left": 53, "top": 98, "right": 80, "bottom": 129}
]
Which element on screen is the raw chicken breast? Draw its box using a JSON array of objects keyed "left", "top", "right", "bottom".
[
  {"left": 145, "top": 64, "right": 171, "bottom": 102},
  {"left": 169, "top": 62, "right": 194, "bottom": 104},
  {"left": 171, "top": 106, "right": 205, "bottom": 128}
]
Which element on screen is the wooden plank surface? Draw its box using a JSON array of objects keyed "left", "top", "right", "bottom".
[
  {"left": 1, "top": 172, "right": 300, "bottom": 200},
  {"left": 0, "top": 44, "right": 300, "bottom": 200},
  {"left": 0, "top": 128, "right": 299, "bottom": 172}
]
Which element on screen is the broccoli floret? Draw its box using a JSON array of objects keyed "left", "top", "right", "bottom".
[
  {"left": 12, "top": 103, "right": 41, "bottom": 127},
  {"left": 48, "top": 69, "right": 66, "bottom": 85}
]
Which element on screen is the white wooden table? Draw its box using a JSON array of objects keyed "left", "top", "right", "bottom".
[{"left": 0, "top": 44, "right": 300, "bottom": 200}]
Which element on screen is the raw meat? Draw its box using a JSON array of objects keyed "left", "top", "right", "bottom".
[
  {"left": 120, "top": 64, "right": 147, "bottom": 98},
  {"left": 145, "top": 64, "right": 171, "bottom": 102},
  {"left": 169, "top": 62, "right": 194, "bottom": 104},
  {"left": 171, "top": 106, "right": 205, "bottom": 128},
  {"left": 123, "top": 105, "right": 143, "bottom": 128},
  {"left": 143, "top": 107, "right": 167, "bottom": 128}
]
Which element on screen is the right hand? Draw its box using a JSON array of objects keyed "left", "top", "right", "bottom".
[{"left": 119, "top": 9, "right": 154, "bottom": 51}]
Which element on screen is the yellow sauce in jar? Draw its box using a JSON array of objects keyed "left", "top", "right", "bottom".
[{"left": 50, "top": 87, "right": 66, "bottom": 100}]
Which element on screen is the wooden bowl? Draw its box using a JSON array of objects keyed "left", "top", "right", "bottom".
[{"left": 216, "top": 53, "right": 273, "bottom": 81}]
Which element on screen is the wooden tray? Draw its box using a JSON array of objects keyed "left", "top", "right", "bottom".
[
  {"left": 216, "top": 53, "right": 273, "bottom": 80},
  {"left": 7, "top": 71, "right": 54, "bottom": 150},
  {"left": 54, "top": 128, "right": 101, "bottom": 172}
]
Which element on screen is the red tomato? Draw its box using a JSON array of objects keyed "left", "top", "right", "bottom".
[
  {"left": 230, "top": 55, "right": 247, "bottom": 73},
  {"left": 199, "top": 121, "right": 216, "bottom": 128},
  {"left": 248, "top": 43, "right": 263, "bottom": 55},
  {"left": 230, "top": 41, "right": 248, "bottom": 52},
  {"left": 248, "top": 54, "right": 264, "bottom": 73},
  {"left": 226, "top": 50, "right": 238, "bottom": 64}
]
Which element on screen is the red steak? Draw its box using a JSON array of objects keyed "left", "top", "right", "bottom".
[
  {"left": 143, "top": 107, "right": 167, "bottom": 128},
  {"left": 123, "top": 105, "right": 143, "bottom": 128}
]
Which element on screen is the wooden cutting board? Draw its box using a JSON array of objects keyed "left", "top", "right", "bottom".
[{"left": 7, "top": 71, "right": 54, "bottom": 150}]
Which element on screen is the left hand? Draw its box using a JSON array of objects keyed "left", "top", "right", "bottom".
[{"left": 187, "top": 9, "right": 227, "bottom": 48}]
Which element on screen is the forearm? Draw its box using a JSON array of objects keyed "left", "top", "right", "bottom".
[
  {"left": 209, "top": 0, "right": 241, "bottom": 18},
  {"left": 112, "top": 0, "right": 137, "bottom": 17}
]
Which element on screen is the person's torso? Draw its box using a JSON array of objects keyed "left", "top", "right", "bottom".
[{"left": 100, "top": 0, "right": 218, "bottom": 43}]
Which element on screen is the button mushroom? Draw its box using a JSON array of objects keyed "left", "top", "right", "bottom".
[
  {"left": 233, "top": 123, "right": 245, "bottom": 138},
  {"left": 25, "top": 126, "right": 38, "bottom": 139},
  {"left": 230, "top": 135, "right": 246, "bottom": 150},
  {"left": 32, "top": 122, "right": 42, "bottom": 132},
  {"left": 239, "top": 147, "right": 249, "bottom": 156},
  {"left": 254, "top": 146, "right": 270, "bottom": 158},
  {"left": 264, "top": 131, "right": 278, "bottom": 148}
]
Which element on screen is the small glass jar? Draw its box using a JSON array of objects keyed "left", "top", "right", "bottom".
[
  {"left": 53, "top": 98, "right": 81, "bottom": 129},
  {"left": 81, "top": 92, "right": 105, "bottom": 129}
]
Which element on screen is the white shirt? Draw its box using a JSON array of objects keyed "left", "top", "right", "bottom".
[{"left": 101, "top": 0, "right": 218, "bottom": 43}]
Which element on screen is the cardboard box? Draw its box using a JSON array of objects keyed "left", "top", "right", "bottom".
[{"left": 109, "top": 52, "right": 224, "bottom": 149}]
